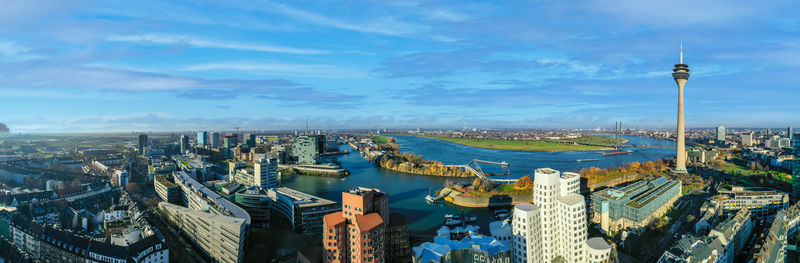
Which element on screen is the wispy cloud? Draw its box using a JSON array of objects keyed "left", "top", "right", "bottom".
[
  {"left": 266, "top": 2, "right": 424, "bottom": 36},
  {"left": 106, "top": 34, "right": 328, "bottom": 54},
  {"left": 180, "top": 61, "right": 367, "bottom": 78},
  {"left": 0, "top": 40, "right": 45, "bottom": 62}
]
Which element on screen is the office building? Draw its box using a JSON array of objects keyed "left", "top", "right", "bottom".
[
  {"left": 323, "top": 187, "right": 406, "bottom": 263},
  {"left": 793, "top": 134, "right": 800, "bottom": 204},
  {"left": 712, "top": 187, "right": 788, "bottom": 221},
  {"left": 267, "top": 187, "right": 339, "bottom": 233},
  {"left": 231, "top": 158, "right": 278, "bottom": 189},
  {"left": 197, "top": 131, "right": 207, "bottom": 147},
  {"left": 766, "top": 138, "right": 791, "bottom": 149},
  {"left": 138, "top": 134, "right": 148, "bottom": 155},
  {"left": 158, "top": 171, "right": 250, "bottom": 263},
  {"left": 154, "top": 174, "right": 182, "bottom": 205},
  {"left": 672, "top": 45, "right": 690, "bottom": 174},
  {"left": 512, "top": 168, "right": 609, "bottom": 263},
  {"left": 292, "top": 135, "right": 322, "bottom": 164},
  {"left": 741, "top": 132, "right": 754, "bottom": 147},
  {"left": 591, "top": 177, "right": 682, "bottom": 233},
  {"left": 211, "top": 132, "right": 221, "bottom": 148},
  {"left": 180, "top": 135, "right": 190, "bottom": 154},
  {"left": 114, "top": 169, "right": 130, "bottom": 187},
  {"left": 223, "top": 135, "right": 238, "bottom": 159},
  {"left": 159, "top": 203, "right": 245, "bottom": 263},
  {"left": 245, "top": 133, "right": 256, "bottom": 147},
  {"left": 716, "top": 126, "right": 725, "bottom": 142},
  {"left": 412, "top": 229, "right": 510, "bottom": 263},
  {"left": 386, "top": 213, "right": 412, "bottom": 263},
  {"left": 789, "top": 126, "right": 793, "bottom": 141}
]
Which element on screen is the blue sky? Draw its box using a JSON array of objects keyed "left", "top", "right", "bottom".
[{"left": 1, "top": 0, "right": 798, "bottom": 132}]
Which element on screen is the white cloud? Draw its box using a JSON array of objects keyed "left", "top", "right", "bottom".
[
  {"left": 179, "top": 61, "right": 367, "bottom": 78},
  {"left": 266, "top": 2, "right": 423, "bottom": 36},
  {"left": 0, "top": 40, "right": 45, "bottom": 61},
  {"left": 106, "top": 34, "right": 328, "bottom": 55}
]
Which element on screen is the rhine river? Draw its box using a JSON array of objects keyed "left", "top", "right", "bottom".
[{"left": 280, "top": 135, "right": 676, "bottom": 235}]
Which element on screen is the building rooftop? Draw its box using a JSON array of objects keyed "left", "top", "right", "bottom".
[
  {"left": 489, "top": 219, "right": 512, "bottom": 238},
  {"left": 514, "top": 202, "right": 539, "bottom": 212},
  {"left": 174, "top": 171, "right": 251, "bottom": 225},
  {"left": 355, "top": 213, "right": 384, "bottom": 231},
  {"left": 413, "top": 233, "right": 509, "bottom": 263},
  {"left": 274, "top": 187, "right": 337, "bottom": 208},
  {"left": 586, "top": 237, "right": 611, "bottom": 251},
  {"left": 324, "top": 212, "right": 346, "bottom": 226},
  {"left": 558, "top": 193, "right": 584, "bottom": 206}
]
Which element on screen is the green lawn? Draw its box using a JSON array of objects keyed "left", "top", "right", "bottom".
[
  {"left": 562, "top": 135, "right": 627, "bottom": 146},
  {"left": 373, "top": 135, "right": 390, "bottom": 144},
  {"left": 495, "top": 183, "right": 519, "bottom": 191},
  {"left": 414, "top": 135, "right": 609, "bottom": 151}
]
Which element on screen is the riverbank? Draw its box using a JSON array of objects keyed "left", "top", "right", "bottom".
[
  {"left": 440, "top": 183, "right": 533, "bottom": 208},
  {"left": 390, "top": 134, "right": 617, "bottom": 151},
  {"left": 278, "top": 164, "right": 350, "bottom": 177},
  {"left": 357, "top": 136, "right": 474, "bottom": 177}
]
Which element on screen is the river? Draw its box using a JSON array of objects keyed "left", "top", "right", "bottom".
[{"left": 280, "top": 135, "right": 676, "bottom": 235}]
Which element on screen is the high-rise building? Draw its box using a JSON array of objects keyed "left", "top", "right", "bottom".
[
  {"left": 180, "top": 135, "right": 190, "bottom": 154},
  {"left": 223, "top": 135, "right": 238, "bottom": 159},
  {"left": 211, "top": 132, "right": 221, "bottom": 148},
  {"left": 512, "top": 168, "right": 607, "bottom": 263},
  {"left": 672, "top": 44, "right": 690, "bottom": 174},
  {"left": 792, "top": 134, "right": 800, "bottom": 204},
  {"left": 231, "top": 158, "right": 279, "bottom": 189},
  {"left": 245, "top": 133, "right": 256, "bottom": 147},
  {"left": 197, "top": 131, "right": 207, "bottom": 147},
  {"left": 292, "top": 135, "right": 322, "bottom": 164},
  {"left": 323, "top": 187, "right": 409, "bottom": 263},
  {"left": 789, "top": 126, "right": 793, "bottom": 141},
  {"left": 741, "top": 132, "right": 754, "bottom": 147},
  {"left": 138, "top": 134, "right": 148, "bottom": 155},
  {"left": 716, "top": 125, "right": 726, "bottom": 142}
]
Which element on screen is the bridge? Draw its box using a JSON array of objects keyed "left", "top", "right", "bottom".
[{"left": 447, "top": 159, "right": 517, "bottom": 183}]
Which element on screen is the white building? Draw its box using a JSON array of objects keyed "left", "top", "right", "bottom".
[
  {"left": 512, "top": 168, "right": 609, "bottom": 263},
  {"left": 716, "top": 126, "right": 726, "bottom": 142}
]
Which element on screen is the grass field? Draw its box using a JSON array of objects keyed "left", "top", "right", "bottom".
[
  {"left": 413, "top": 135, "right": 610, "bottom": 151},
  {"left": 562, "top": 134, "right": 627, "bottom": 146}
]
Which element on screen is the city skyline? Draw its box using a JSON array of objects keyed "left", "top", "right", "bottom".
[{"left": 2, "top": 0, "right": 800, "bottom": 132}]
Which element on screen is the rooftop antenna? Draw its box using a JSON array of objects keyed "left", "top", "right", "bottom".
[
  {"left": 305, "top": 121, "right": 309, "bottom": 134},
  {"left": 680, "top": 40, "right": 683, "bottom": 64}
]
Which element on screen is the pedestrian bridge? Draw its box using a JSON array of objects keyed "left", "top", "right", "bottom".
[{"left": 446, "top": 159, "right": 517, "bottom": 183}]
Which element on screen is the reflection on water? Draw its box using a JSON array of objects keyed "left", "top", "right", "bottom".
[{"left": 280, "top": 135, "right": 676, "bottom": 235}]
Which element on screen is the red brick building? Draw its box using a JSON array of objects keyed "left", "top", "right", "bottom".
[{"left": 323, "top": 187, "right": 392, "bottom": 263}]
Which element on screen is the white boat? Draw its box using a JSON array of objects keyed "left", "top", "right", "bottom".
[
  {"left": 425, "top": 194, "right": 436, "bottom": 203},
  {"left": 445, "top": 218, "right": 462, "bottom": 227}
]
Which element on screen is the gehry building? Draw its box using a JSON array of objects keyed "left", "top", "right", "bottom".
[{"left": 512, "top": 168, "right": 610, "bottom": 263}]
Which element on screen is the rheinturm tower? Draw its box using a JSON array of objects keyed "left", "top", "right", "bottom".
[{"left": 672, "top": 43, "right": 689, "bottom": 174}]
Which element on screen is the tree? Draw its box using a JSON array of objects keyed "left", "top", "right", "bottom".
[
  {"left": 126, "top": 182, "right": 140, "bottom": 194},
  {"left": 516, "top": 175, "right": 533, "bottom": 188},
  {"left": 472, "top": 177, "right": 482, "bottom": 189}
]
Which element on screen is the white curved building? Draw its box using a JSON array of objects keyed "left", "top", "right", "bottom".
[
  {"left": 586, "top": 237, "right": 612, "bottom": 263},
  {"left": 512, "top": 168, "right": 609, "bottom": 263}
]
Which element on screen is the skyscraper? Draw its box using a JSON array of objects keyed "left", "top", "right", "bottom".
[
  {"left": 138, "top": 134, "right": 148, "bottom": 155},
  {"left": 512, "top": 168, "right": 606, "bottom": 263},
  {"left": 672, "top": 43, "right": 690, "bottom": 174},
  {"left": 211, "top": 132, "right": 221, "bottom": 148},
  {"left": 789, "top": 126, "right": 793, "bottom": 141},
  {"left": 253, "top": 158, "right": 278, "bottom": 189},
  {"left": 180, "top": 135, "right": 190, "bottom": 154},
  {"left": 223, "top": 135, "right": 238, "bottom": 159},
  {"left": 197, "top": 131, "right": 207, "bottom": 147},
  {"left": 716, "top": 126, "right": 726, "bottom": 142}
]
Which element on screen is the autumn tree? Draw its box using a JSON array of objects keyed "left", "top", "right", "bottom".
[{"left": 516, "top": 175, "right": 533, "bottom": 188}]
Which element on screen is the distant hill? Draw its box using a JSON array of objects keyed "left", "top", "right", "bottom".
[{"left": 0, "top": 123, "right": 9, "bottom": 133}]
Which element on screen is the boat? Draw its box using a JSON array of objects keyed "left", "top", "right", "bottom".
[
  {"left": 445, "top": 218, "right": 462, "bottom": 227},
  {"left": 464, "top": 214, "right": 477, "bottom": 223},
  {"left": 492, "top": 209, "right": 510, "bottom": 220},
  {"left": 577, "top": 158, "right": 599, "bottom": 162},
  {"left": 425, "top": 194, "right": 436, "bottom": 203},
  {"left": 602, "top": 150, "right": 633, "bottom": 156}
]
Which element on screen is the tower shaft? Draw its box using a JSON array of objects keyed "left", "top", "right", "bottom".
[{"left": 675, "top": 78, "right": 687, "bottom": 172}]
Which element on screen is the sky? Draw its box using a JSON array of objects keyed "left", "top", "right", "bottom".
[{"left": 1, "top": 0, "right": 799, "bottom": 132}]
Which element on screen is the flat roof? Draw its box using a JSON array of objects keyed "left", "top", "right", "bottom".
[
  {"left": 514, "top": 203, "right": 539, "bottom": 212},
  {"left": 274, "top": 187, "right": 337, "bottom": 207},
  {"left": 587, "top": 237, "right": 611, "bottom": 250},
  {"left": 175, "top": 171, "right": 251, "bottom": 225},
  {"left": 558, "top": 193, "right": 584, "bottom": 206}
]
